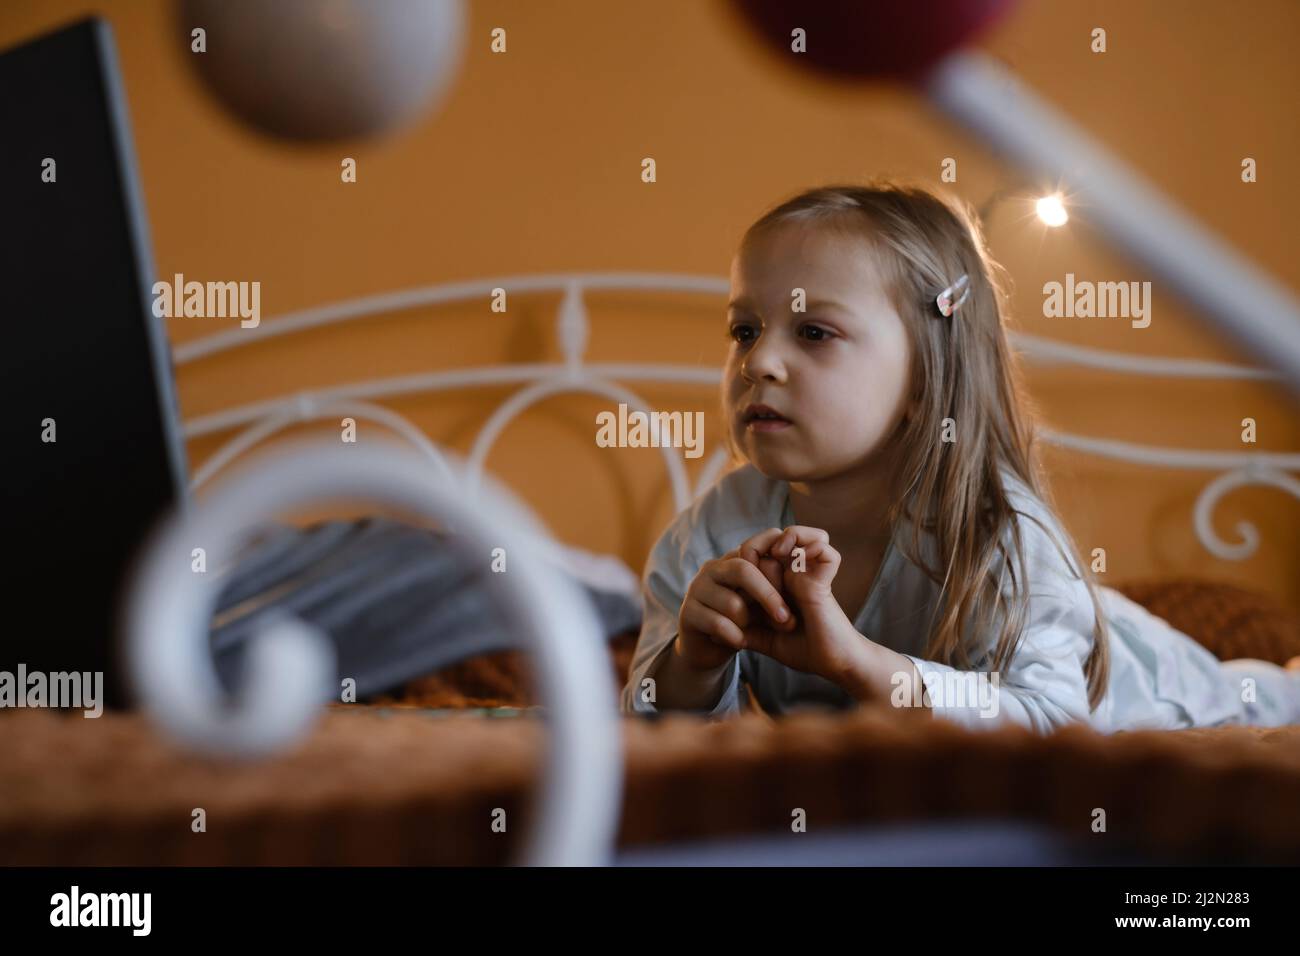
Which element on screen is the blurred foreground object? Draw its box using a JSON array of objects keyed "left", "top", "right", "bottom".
[
  {"left": 179, "top": 0, "right": 466, "bottom": 141},
  {"left": 124, "top": 438, "right": 621, "bottom": 865}
]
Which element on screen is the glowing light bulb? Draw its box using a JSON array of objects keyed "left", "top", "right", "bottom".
[{"left": 1036, "top": 194, "right": 1069, "bottom": 227}]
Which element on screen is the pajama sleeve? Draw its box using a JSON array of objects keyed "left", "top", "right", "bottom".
[
  {"left": 620, "top": 509, "right": 745, "bottom": 718},
  {"left": 899, "top": 512, "right": 1099, "bottom": 735}
]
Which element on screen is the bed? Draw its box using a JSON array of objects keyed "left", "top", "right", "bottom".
[{"left": 3, "top": 272, "right": 1298, "bottom": 866}]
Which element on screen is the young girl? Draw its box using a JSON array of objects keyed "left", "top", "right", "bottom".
[{"left": 621, "top": 181, "right": 1300, "bottom": 734}]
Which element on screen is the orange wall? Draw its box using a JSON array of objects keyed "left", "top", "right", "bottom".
[{"left": 4, "top": 0, "right": 1298, "bottom": 606}]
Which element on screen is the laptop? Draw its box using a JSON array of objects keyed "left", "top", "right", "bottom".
[{"left": 1, "top": 18, "right": 189, "bottom": 710}]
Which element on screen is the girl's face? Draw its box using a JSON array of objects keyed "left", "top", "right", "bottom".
[{"left": 725, "top": 222, "right": 914, "bottom": 482}]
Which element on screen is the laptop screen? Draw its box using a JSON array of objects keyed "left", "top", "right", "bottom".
[{"left": 1, "top": 18, "right": 189, "bottom": 709}]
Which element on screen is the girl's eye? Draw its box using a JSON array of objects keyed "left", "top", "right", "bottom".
[
  {"left": 729, "top": 324, "right": 757, "bottom": 345},
  {"left": 728, "top": 323, "right": 833, "bottom": 345}
]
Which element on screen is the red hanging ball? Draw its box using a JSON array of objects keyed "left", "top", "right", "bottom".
[{"left": 728, "top": 0, "right": 1018, "bottom": 83}]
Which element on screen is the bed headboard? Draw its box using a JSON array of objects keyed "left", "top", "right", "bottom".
[{"left": 177, "top": 271, "right": 1300, "bottom": 561}]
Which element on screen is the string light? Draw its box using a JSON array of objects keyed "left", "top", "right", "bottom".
[{"left": 1036, "top": 194, "right": 1069, "bottom": 227}]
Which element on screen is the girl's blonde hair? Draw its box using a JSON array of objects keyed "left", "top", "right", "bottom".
[{"left": 723, "top": 179, "right": 1110, "bottom": 712}]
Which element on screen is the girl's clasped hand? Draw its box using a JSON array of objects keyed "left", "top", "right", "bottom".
[{"left": 677, "top": 526, "right": 863, "bottom": 684}]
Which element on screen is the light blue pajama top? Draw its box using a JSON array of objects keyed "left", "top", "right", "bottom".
[{"left": 620, "top": 463, "right": 1300, "bottom": 734}]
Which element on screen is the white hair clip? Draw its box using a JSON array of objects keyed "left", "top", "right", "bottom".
[{"left": 936, "top": 274, "right": 970, "bottom": 317}]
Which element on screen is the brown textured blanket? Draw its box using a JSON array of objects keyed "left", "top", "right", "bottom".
[
  {"left": 1, "top": 578, "right": 1297, "bottom": 865},
  {"left": 2, "top": 706, "right": 1298, "bottom": 865}
]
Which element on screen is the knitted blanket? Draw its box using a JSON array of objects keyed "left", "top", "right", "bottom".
[{"left": 2, "top": 577, "right": 1297, "bottom": 865}]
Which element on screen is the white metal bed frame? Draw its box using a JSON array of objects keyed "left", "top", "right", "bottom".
[{"left": 179, "top": 271, "right": 1300, "bottom": 560}]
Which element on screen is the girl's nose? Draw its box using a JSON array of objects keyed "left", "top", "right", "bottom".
[{"left": 741, "top": 335, "right": 788, "bottom": 383}]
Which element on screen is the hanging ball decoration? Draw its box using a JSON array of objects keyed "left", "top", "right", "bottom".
[
  {"left": 179, "top": 0, "right": 466, "bottom": 141},
  {"left": 728, "top": 0, "right": 1018, "bottom": 82}
]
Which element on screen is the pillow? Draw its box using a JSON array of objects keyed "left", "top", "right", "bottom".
[{"left": 210, "top": 517, "right": 642, "bottom": 701}]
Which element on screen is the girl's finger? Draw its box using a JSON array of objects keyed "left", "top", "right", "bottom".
[
  {"left": 736, "top": 528, "right": 787, "bottom": 567},
  {"left": 754, "top": 556, "right": 796, "bottom": 630},
  {"left": 694, "top": 578, "right": 752, "bottom": 629},
  {"left": 756, "top": 554, "right": 784, "bottom": 594},
  {"left": 681, "top": 598, "right": 745, "bottom": 650},
  {"left": 714, "top": 557, "right": 792, "bottom": 625},
  {"left": 796, "top": 540, "right": 833, "bottom": 563},
  {"left": 771, "top": 525, "right": 830, "bottom": 559},
  {"left": 785, "top": 541, "right": 841, "bottom": 580}
]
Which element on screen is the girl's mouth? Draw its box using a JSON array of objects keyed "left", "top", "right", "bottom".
[
  {"left": 742, "top": 403, "right": 793, "bottom": 432},
  {"left": 747, "top": 418, "right": 792, "bottom": 433}
]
